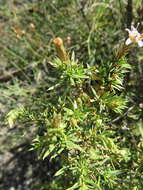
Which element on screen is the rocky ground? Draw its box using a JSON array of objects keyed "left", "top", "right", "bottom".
[{"left": 0, "top": 124, "right": 56, "bottom": 190}]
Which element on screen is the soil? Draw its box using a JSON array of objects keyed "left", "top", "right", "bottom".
[{"left": 0, "top": 119, "right": 57, "bottom": 190}]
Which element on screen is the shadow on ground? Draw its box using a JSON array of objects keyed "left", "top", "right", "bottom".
[{"left": 0, "top": 142, "right": 58, "bottom": 190}]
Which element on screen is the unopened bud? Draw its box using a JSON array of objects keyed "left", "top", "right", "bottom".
[{"left": 53, "top": 37, "right": 70, "bottom": 62}]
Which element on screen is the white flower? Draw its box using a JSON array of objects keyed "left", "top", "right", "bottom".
[{"left": 125, "top": 25, "right": 143, "bottom": 47}]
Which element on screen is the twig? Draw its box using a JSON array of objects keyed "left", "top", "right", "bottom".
[
  {"left": 111, "top": 105, "right": 135, "bottom": 123},
  {"left": 126, "top": 0, "right": 133, "bottom": 29},
  {"left": 118, "top": 0, "right": 125, "bottom": 29},
  {"left": 0, "top": 66, "right": 31, "bottom": 82},
  {"left": 77, "top": 1, "right": 91, "bottom": 31}
]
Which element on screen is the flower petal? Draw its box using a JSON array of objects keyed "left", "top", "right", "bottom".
[
  {"left": 125, "top": 38, "right": 132, "bottom": 45},
  {"left": 137, "top": 40, "right": 143, "bottom": 47},
  {"left": 131, "top": 25, "right": 137, "bottom": 31},
  {"left": 125, "top": 28, "right": 131, "bottom": 34}
]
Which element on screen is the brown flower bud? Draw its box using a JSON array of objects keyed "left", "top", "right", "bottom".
[{"left": 53, "top": 37, "right": 70, "bottom": 62}]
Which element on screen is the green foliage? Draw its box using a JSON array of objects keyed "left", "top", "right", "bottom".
[
  {"left": 8, "top": 50, "right": 140, "bottom": 189},
  {"left": 1, "top": 0, "right": 143, "bottom": 190}
]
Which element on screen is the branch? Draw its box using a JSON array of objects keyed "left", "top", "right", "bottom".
[
  {"left": 111, "top": 105, "right": 135, "bottom": 123},
  {"left": 126, "top": 0, "right": 133, "bottom": 29},
  {"left": 77, "top": 1, "right": 91, "bottom": 31}
]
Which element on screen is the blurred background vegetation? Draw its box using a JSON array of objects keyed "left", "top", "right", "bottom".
[{"left": 1, "top": 0, "right": 143, "bottom": 190}]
